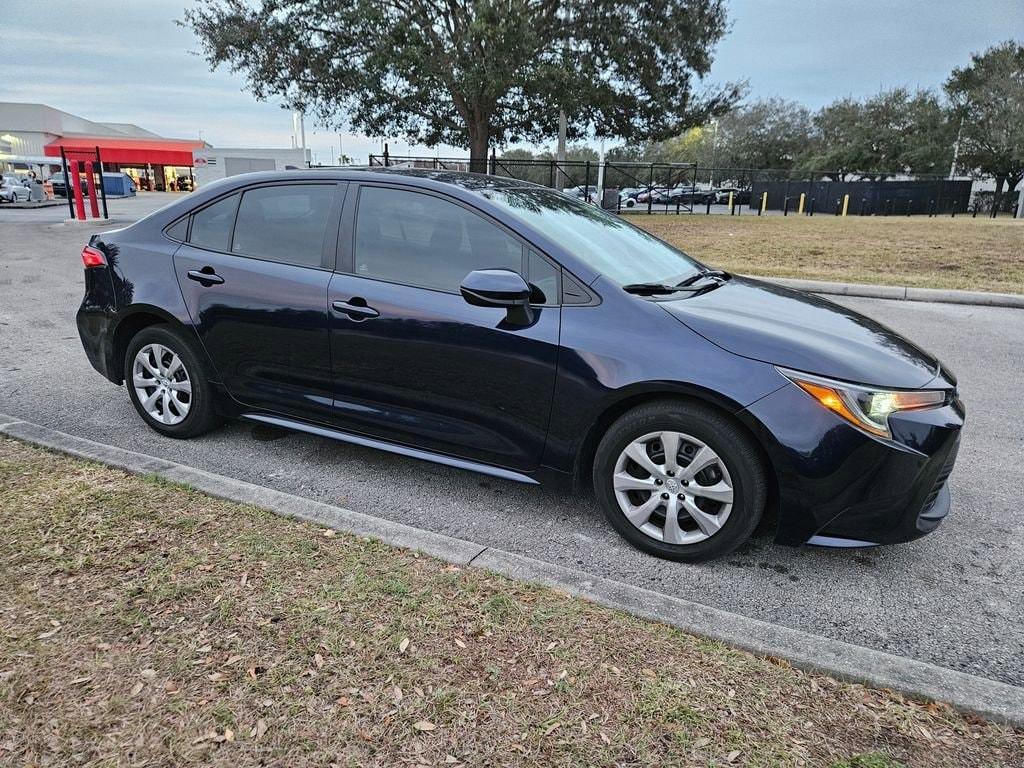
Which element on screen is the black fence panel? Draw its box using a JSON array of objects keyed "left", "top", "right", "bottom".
[{"left": 750, "top": 179, "right": 973, "bottom": 216}]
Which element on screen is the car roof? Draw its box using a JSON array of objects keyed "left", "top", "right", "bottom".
[{"left": 201, "top": 166, "right": 547, "bottom": 195}]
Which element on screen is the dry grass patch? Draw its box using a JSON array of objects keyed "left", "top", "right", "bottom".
[
  {"left": 632, "top": 215, "right": 1024, "bottom": 294},
  {"left": 1, "top": 437, "right": 1021, "bottom": 767}
]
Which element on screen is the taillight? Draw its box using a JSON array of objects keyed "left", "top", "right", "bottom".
[{"left": 82, "top": 245, "right": 106, "bottom": 268}]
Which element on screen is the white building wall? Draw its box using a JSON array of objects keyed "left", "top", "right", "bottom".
[
  {"left": 191, "top": 147, "right": 311, "bottom": 187},
  {"left": 0, "top": 130, "right": 58, "bottom": 157}
]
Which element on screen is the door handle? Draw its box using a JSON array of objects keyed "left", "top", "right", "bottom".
[
  {"left": 332, "top": 299, "right": 380, "bottom": 320},
  {"left": 187, "top": 268, "right": 224, "bottom": 286}
]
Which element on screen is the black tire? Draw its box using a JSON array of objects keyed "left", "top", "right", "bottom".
[
  {"left": 123, "top": 324, "right": 223, "bottom": 439},
  {"left": 593, "top": 399, "right": 766, "bottom": 562}
]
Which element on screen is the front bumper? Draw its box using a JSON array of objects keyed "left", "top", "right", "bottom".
[{"left": 739, "top": 381, "right": 964, "bottom": 546}]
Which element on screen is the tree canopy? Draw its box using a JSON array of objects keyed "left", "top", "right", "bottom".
[
  {"left": 184, "top": 0, "right": 741, "bottom": 166},
  {"left": 796, "top": 89, "right": 954, "bottom": 180},
  {"left": 945, "top": 40, "right": 1024, "bottom": 195}
]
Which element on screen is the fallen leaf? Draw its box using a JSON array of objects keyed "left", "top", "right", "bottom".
[
  {"left": 336, "top": 696, "right": 351, "bottom": 706},
  {"left": 141, "top": 668, "right": 157, "bottom": 679},
  {"left": 130, "top": 681, "right": 145, "bottom": 697},
  {"left": 413, "top": 720, "right": 436, "bottom": 731},
  {"left": 726, "top": 750, "right": 741, "bottom": 762},
  {"left": 36, "top": 627, "right": 61, "bottom": 640},
  {"left": 254, "top": 719, "right": 268, "bottom": 740},
  {"left": 600, "top": 732, "right": 611, "bottom": 744},
  {"left": 239, "top": 572, "right": 248, "bottom": 587},
  {"left": 223, "top": 728, "right": 235, "bottom": 742},
  {"left": 322, "top": 528, "right": 337, "bottom": 537},
  {"left": 314, "top": 653, "right": 325, "bottom": 668},
  {"left": 454, "top": 638, "right": 467, "bottom": 649},
  {"left": 393, "top": 686, "right": 403, "bottom": 701},
  {"left": 207, "top": 672, "right": 228, "bottom": 682},
  {"left": 70, "top": 676, "right": 92, "bottom": 685},
  {"left": 399, "top": 637, "right": 410, "bottom": 653}
]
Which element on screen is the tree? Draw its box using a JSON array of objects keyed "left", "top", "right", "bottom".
[
  {"left": 796, "top": 89, "right": 953, "bottom": 180},
  {"left": 183, "top": 0, "right": 741, "bottom": 169},
  {"left": 945, "top": 41, "right": 1024, "bottom": 201},
  {"left": 710, "top": 98, "right": 812, "bottom": 171}
]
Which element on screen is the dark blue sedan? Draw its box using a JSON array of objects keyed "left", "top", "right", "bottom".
[{"left": 75, "top": 169, "right": 963, "bottom": 561}]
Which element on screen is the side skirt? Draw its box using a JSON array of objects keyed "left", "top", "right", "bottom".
[{"left": 241, "top": 413, "right": 540, "bottom": 486}]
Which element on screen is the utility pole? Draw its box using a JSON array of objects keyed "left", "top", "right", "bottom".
[
  {"left": 949, "top": 114, "right": 964, "bottom": 180},
  {"left": 596, "top": 137, "right": 605, "bottom": 203},
  {"left": 556, "top": 109, "right": 567, "bottom": 191}
]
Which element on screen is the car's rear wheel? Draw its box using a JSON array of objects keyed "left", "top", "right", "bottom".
[
  {"left": 124, "top": 325, "right": 222, "bottom": 438},
  {"left": 593, "top": 400, "right": 766, "bottom": 562}
]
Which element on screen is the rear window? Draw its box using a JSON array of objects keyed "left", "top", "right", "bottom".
[{"left": 189, "top": 194, "right": 239, "bottom": 251}]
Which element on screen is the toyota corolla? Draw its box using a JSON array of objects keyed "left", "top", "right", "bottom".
[{"left": 76, "top": 169, "right": 963, "bottom": 561}]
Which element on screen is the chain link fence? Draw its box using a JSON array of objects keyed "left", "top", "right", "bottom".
[{"left": 363, "top": 152, "right": 1018, "bottom": 218}]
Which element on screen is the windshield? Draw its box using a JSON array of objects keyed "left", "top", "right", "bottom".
[{"left": 481, "top": 187, "right": 702, "bottom": 286}]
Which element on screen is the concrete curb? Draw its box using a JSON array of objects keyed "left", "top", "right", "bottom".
[
  {"left": 2, "top": 413, "right": 1023, "bottom": 727},
  {"left": 753, "top": 275, "right": 1024, "bottom": 309}
]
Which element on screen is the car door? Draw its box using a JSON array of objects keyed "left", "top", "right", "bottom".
[
  {"left": 326, "top": 183, "right": 561, "bottom": 472},
  {"left": 173, "top": 181, "right": 345, "bottom": 420}
]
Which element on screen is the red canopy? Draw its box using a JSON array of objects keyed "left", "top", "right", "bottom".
[{"left": 45, "top": 136, "right": 206, "bottom": 167}]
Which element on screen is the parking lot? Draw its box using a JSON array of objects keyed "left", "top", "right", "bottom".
[{"left": 2, "top": 195, "right": 1022, "bottom": 688}]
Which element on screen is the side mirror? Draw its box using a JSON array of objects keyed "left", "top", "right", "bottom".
[{"left": 460, "top": 269, "right": 533, "bottom": 325}]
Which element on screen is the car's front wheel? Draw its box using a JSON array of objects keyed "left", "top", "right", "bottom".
[
  {"left": 124, "top": 325, "right": 222, "bottom": 438},
  {"left": 593, "top": 400, "right": 767, "bottom": 562}
]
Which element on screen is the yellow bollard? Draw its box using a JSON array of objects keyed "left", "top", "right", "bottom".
[
  {"left": 727, "top": 191, "right": 734, "bottom": 214},
  {"left": 798, "top": 192, "right": 806, "bottom": 215},
  {"left": 760, "top": 191, "right": 768, "bottom": 216},
  {"left": 841, "top": 194, "right": 850, "bottom": 217}
]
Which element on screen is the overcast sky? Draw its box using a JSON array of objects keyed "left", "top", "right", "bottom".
[{"left": 2, "top": 0, "right": 1021, "bottom": 163}]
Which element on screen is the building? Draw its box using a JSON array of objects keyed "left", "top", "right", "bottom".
[
  {"left": 0, "top": 102, "right": 309, "bottom": 191},
  {"left": 0, "top": 102, "right": 206, "bottom": 191},
  {"left": 192, "top": 146, "right": 311, "bottom": 187}
]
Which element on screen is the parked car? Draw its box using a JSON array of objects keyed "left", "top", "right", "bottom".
[
  {"left": 76, "top": 169, "right": 963, "bottom": 562},
  {"left": 563, "top": 185, "right": 598, "bottom": 204},
  {"left": 714, "top": 187, "right": 752, "bottom": 205},
  {"left": 50, "top": 172, "right": 89, "bottom": 198},
  {"left": 618, "top": 189, "right": 639, "bottom": 208},
  {"left": 0, "top": 177, "right": 31, "bottom": 203}
]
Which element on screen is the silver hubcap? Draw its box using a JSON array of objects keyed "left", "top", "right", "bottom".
[
  {"left": 613, "top": 430, "right": 734, "bottom": 546},
  {"left": 132, "top": 344, "right": 192, "bottom": 425}
]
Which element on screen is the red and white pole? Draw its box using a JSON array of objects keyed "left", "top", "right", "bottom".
[
  {"left": 70, "top": 160, "right": 87, "bottom": 220},
  {"left": 84, "top": 161, "right": 100, "bottom": 219}
]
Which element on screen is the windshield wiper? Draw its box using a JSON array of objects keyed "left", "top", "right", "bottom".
[
  {"left": 622, "top": 282, "right": 681, "bottom": 295},
  {"left": 622, "top": 281, "right": 722, "bottom": 296},
  {"left": 677, "top": 269, "right": 730, "bottom": 287}
]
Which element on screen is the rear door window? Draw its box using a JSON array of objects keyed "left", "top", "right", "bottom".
[{"left": 232, "top": 184, "right": 336, "bottom": 268}]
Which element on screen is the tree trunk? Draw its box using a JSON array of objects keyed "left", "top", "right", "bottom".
[
  {"left": 993, "top": 175, "right": 1006, "bottom": 215},
  {"left": 468, "top": 123, "right": 489, "bottom": 174}
]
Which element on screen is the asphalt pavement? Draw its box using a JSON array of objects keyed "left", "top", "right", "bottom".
[{"left": 2, "top": 195, "right": 1022, "bottom": 687}]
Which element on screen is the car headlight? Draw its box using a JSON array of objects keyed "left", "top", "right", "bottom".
[{"left": 777, "top": 367, "right": 947, "bottom": 439}]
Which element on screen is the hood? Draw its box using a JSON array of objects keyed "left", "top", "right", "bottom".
[{"left": 659, "top": 277, "right": 941, "bottom": 389}]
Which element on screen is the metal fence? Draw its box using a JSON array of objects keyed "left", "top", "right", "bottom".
[{"left": 364, "top": 151, "right": 1017, "bottom": 218}]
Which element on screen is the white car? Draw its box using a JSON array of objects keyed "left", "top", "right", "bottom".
[{"left": 0, "top": 177, "right": 31, "bottom": 203}]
